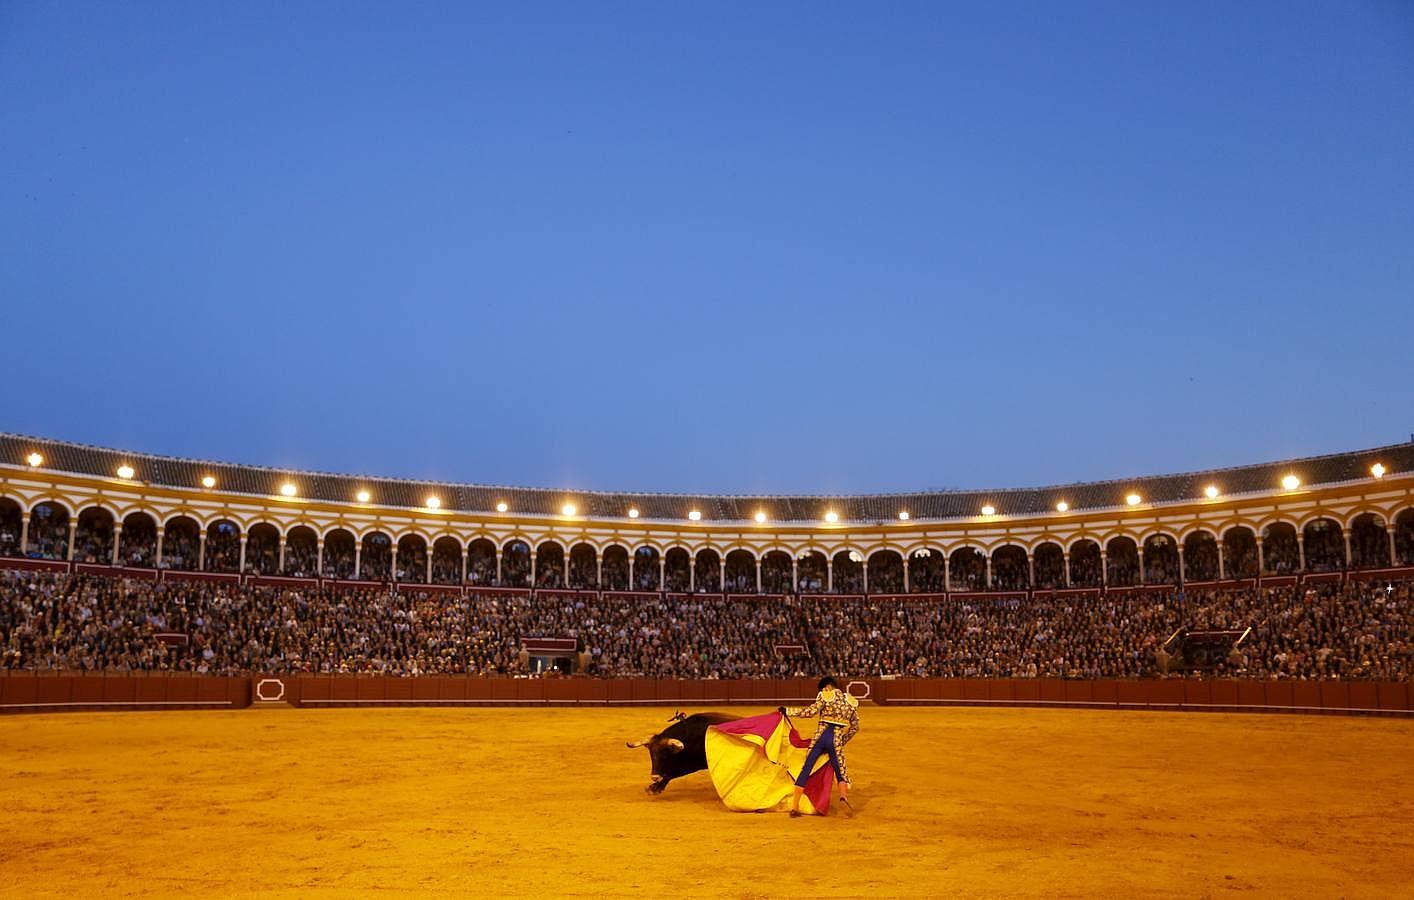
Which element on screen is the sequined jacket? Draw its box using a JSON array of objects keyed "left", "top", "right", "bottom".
[{"left": 788, "top": 688, "right": 860, "bottom": 747}]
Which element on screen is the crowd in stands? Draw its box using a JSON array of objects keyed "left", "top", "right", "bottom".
[{"left": 2, "top": 571, "right": 1409, "bottom": 681}]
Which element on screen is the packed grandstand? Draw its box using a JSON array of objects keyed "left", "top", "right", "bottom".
[{"left": 2, "top": 433, "right": 1412, "bottom": 682}]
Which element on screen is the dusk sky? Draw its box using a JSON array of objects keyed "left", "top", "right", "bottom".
[{"left": 2, "top": 2, "right": 1411, "bottom": 494}]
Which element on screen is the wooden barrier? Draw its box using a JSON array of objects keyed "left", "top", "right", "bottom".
[
  {"left": 0, "top": 672, "right": 251, "bottom": 712},
  {"left": 1, "top": 673, "right": 1408, "bottom": 715}
]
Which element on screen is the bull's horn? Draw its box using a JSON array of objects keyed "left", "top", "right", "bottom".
[
  {"left": 664, "top": 738, "right": 684, "bottom": 752},
  {"left": 625, "top": 736, "right": 653, "bottom": 748}
]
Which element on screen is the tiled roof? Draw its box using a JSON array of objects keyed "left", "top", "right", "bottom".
[{"left": 2, "top": 432, "right": 1409, "bottom": 523}]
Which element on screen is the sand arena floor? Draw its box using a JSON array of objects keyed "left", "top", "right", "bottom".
[{"left": 1, "top": 705, "right": 1411, "bottom": 898}]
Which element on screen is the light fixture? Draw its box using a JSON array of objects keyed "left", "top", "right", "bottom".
[
  {"left": 1125, "top": 493, "right": 1142, "bottom": 506},
  {"left": 1370, "top": 463, "right": 1386, "bottom": 479},
  {"left": 688, "top": 510, "right": 702, "bottom": 521},
  {"left": 1281, "top": 474, "right": 1300, "bottom": 491},
  {"left": 495, "top": 501, "right": 508, "bottom": 512},
  {"left": 26, "top": 452, "right": 42, "bottom": 467},
  {"left": 627, "top": 507, "right": 639, "bottom": 518},
  {"left": 824, "top": 511, "right": 839, "bottom": 523},
  {"left": 1204, "top": 485, "right": 1220, "bottom": 499},
  {"left": 202, "top": 475, "right": 216, "bottom": 489},
  {"left": 898, "top": 511, "right": 910, "bottom": 521},
  {"left": 848, "top": 550, "right": 863, "bottom": 563},
  {"left": 356, "top": 489, "right": 371, "bottom": 503},
  {"left": 562, "top": 502, "right": 577, "bottom": 516},
  {"left": 116, "top": 465, "right": 135, "bottom": 479},
  {"left": 754, "top": 511, "right": 767, "bottom": 523},
  {"left": 981, "top": 505, "right": 996, "bottom": 516},
  {"left": 280, "top": 483, "right": 297, "bottom": 497},
  {"left": 425, "top": 496, "right": 441, "bottom": 509},
  {"left": 1055, "top": 500, "right": 1069, "bottom": 512}
]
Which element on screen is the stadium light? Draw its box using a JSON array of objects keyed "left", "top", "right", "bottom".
[
  {"left": 26, "top": 452, "right": 42, "bottom": 467},
  {"left": 280, "top": 482, "right": 297, "bottom": 497},
  {"left": 981, "top": 505, "right": 996, "bottom": 516},
  {"left": 898, "top": 511, "right": 909, "bottom": 521},
  {"left": 824, "top": 511, "right": 839, "bottom": 523},
  {"left": 627, "top": 507, "right": 639, "bottom": 518},
  {"left": 425, "top": 496, "right": 441, "bottom": 509},
  {"left": 116, "top": 465, "right": 135, "bottom": 479},
  {"left": 1055, "top": 500, "right": 1069, "bottom": 512},
  {"left": 356, "top": 489, "right": 371, "bottom": 503},
  {"left": 1370, "top": 463, "right": 1386, "bottom": 479},
  {"left": 1281, "top": 474, "right": 1300, "bottom": 490},
  {"left": 562, "top": 502, "right": 577, "bottom": 516},
  {"left": 1204, "top": 485, "right": 1220, "bottom": 499},
  {"left": 1125, "top": 493, "right": 1142, "bottom": 506},
  {"left": 754, "top": 511, "right": 767, "bottom": 523},
  {"left": 496, "top": 501, "right": 508, "bottom": 513},
  {"left": 688, "top": 510, "right": 702, "bottom": 521},
  {"left": 202, "top": 475, "right": 217, "bottom": 489}
]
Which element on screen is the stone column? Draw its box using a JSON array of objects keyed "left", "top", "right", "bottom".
[
  {"left": 1297, "top": 534, "right": 1306, "bottom": 571},
  {"left": 496, "top": 551, "right": 503, "bottom": 586},
  {"left": 391, "top": 546, "right": 399, "bottom": 582},
  {"left": 792, "top": 557, "right": 799, "bottom": 593},
  {"left": 354, "top": 543, "right": 362, "bottom": 579},
  {"left": 111, "top": 524, "right": 123, "bottom": 566},
  {"left": 719, "top": 558, "right": 726, "bottom": 593},
  {"left": 426, "top": 550, "right": 433, "bottom": 584},
  {"left": 1136, "top": 548, "right": 1145, "bottom": 584},
  {"left": 984, "top": 557, "right": 992, "bottom": 589},
  {"left": 689, "top": 556, "right": 696, "bottom": 592},
  {"left": 238, "top": 535, "right": 247, "bottom": 574},
  {"left": 317, "top": 540, "right": 325, "bottom": 577},
  {"left": 198, "top": 531, "right": 207, "bottom": 571},
  {"left": 1062, "top": 552, "right": 1070, "bottom": 587},
  {"left": 1256, "top": 537, "right": 1265, "bottom": 574},
  {"left": 902, "top": 559, "right": 910, "bottom": 593},
  {"left": 278, "top": 537, "right": 287, "bottom": 574},
  {"left": 460, "top": 547, "right": 469, "bottom": 585},
  {"left": 1027, "top": 553, "right": 1035, "bottom": 588},
  {"left": 564, "top": 554, "right": 570, "bottom": 588},
  {"left": 862, "top": 562, "right": 869, "bottom": 595},
  {"left": 156, "top": 527, "right": 165, "bottom": 569},
  {"left": 595, "top": 554, "right": 602, "bottom": 589},
  {"left": 754, "top": 559, "right": 762, "bottom": 593},
  {"left": 66, "top": 519, "right": 77, "bottom": 562},
  {"left": 1343, "top": 528, "right": 1353, "bottom": 569},
  {"left": 18, "top": 513, "right": 29, "bottom": 556},
  {"left": 1100, "top": 551, "right": 1108, "bottom": 586},
  {"left": 1176, "top": 545, "right": 1185, "bottom": 585},
  {"left": 1217, "top": 543, "right": 1225, "bottom": 580},
  {"left": 943, "top": 556, "right": 951, "bottom": 592},
  {"left": 1388, "top": 525, "right": 1397, "bottom": 568},
  {"left": 826, "top": 559, "right": 834, "bottom": 593},
  {"left": 659, "top": 557, "right": 666, "bottom": 591}
]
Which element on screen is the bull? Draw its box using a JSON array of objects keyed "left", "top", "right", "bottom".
[{"left": 626, "top": 711, "right": 736, "bottom": 794}]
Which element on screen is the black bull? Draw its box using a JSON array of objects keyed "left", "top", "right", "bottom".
[{"left": 626, "top": 711, "right": 737, "bottom": 794}]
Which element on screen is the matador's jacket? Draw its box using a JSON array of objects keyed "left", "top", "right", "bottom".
[{"left": 786, "top": 687, "right": 860, "bottom": 782}]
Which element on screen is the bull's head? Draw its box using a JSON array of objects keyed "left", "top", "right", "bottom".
[{"left": 625, "top": 730, "right": 686, "bottom": 794}]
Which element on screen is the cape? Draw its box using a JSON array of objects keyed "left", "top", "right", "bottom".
[{"left": 704, "top": 711, "right": 834, "bottom": 814}]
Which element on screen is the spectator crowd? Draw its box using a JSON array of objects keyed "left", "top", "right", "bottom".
[{"left": 1, "top": 572, "right": 1409, "bottom": 681}]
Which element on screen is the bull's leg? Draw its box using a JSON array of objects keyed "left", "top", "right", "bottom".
[{"left": 646, "top": 775, "right": 668, "bottom": 794}]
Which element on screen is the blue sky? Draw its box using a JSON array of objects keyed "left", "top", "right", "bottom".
[{"left": 2, "top": 2, "right": 1411, "bottom": 493}]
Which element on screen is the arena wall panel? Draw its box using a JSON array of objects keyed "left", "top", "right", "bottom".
[
  {"left": 1208, "top": 680, "right": 1239, "bottom": 708},
  {"left": 1318, "top": 682, "right": 1350, "bottom": 711},
  {"left": 1011, "top": 679, "right": 1039, "bottom": 702},
  {"left": 71, "top": 676, "right": 105, "bottom": 704},
  {"left": 1183, "top": 680, "right": 1211, "bottom": 707},
  {"left": 385, "top": 678, "right": 414, "bottom": 701},
  {"left": 1038, "top": 679, "right": 1065, "bottom": 704},
  {"left": 1376, "top": 682, "right": 1409, "bottom": 711},
  {"left": 167, "top": 677, "right": 199, "bottom": 703},
  {"left": 1148, "top": 680, "right": 1186, "bottom": 707},
  {"left": 1089, "top": 680, "right": 1119, "bottom": 705},
  {"left": 1117, "top": 680, "right": 1147, "bottom": 707},
  {"left": 491, "top": 678, "right": 518, "bottom": 702},
  {"left": 1237, "top": 681, "right": 1266, "bottom": 708},
  {"left": 1292, "top": 682, "right": 1323, "bottom": 711},
  {"left": 1063, "top": 681, "right": 1093, "bottom": 704},
  {"left": 1265, "top": 681, "right": 1295, "bottom": 710},
  {"left": 411, "top": 679, "right": 439, "bottom": 701},
  {"left": 331, "top": 678, "right": 359, "bottom": 703},
  {"left": 605, "top": 679, "right": 632, "bottom": 702},
  {"left": 1345, "top": 683, "right": 1377, "bottom": 712},
  {"left": 438, "top": 677, "right": 467, "bottom": 701},
  {"left": 135, "top": 677, "right": 167, "bottom": 703},
  {"left": 544, "top": 679, "right": 579, "bottom": 703}
]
